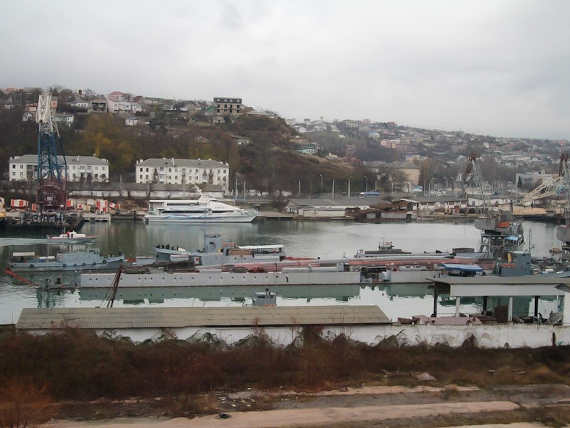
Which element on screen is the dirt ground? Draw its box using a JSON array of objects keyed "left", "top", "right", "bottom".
[{"left": 45, "top": 383, "right": 570, "bottom": 428}]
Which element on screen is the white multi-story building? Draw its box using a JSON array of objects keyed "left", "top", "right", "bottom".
[
  {"left": 9, "top": 155, "right": 109, "bottom": 183},
  {"left": 214, "top": 97, "right": 242, "bottom": 115},
  {"left": 136, "top": 158, "right": 229, "bottom": 192},
  {"left": 106, "top": 99, "right": 143, "bottom": 113}
]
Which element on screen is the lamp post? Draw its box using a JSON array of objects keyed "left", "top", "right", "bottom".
[
  {"left": 364, "top": 176, "right": 368, "bottom": 192},
  {"left": 298, "top": 178, "right": 301, "bottom": 196},
  {"left": 319, "top": 174, "right": 323, "bottom": 194},
  {"left": 348, "top": 177, "right": 351, "bottom": 199}
]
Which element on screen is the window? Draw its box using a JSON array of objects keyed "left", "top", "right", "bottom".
[
  {"left": 12, "top": 164, "right": 15, "bottom": 169},
  {"left": 140, "top": 168, "right": 143, "bottom": 172}
]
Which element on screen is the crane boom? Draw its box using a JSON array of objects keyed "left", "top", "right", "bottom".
[{"left": 35, "top": 92, "right": 67, "bottom": 212}]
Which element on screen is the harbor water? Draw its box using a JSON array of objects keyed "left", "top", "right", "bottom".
[{"left": 0, "top": 220, "right": 562, "bottom": 325}]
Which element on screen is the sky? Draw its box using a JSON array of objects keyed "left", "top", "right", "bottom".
[{"left": 1, "top": 0, "right": 569, "bottom": 139}]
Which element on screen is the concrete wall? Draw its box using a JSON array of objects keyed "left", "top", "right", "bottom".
[
  {"left": 27, "top": 324, "right": 570, "bottom": 348},
  {"left": 0, "top": 180, "right": 226, "bottom": 201}
]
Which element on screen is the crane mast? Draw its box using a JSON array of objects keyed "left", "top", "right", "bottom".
[{"left": 35, "top": 92, "right": 67, "bottom": 213}]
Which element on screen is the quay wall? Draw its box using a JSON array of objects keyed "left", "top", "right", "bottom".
[
  {"left": 27, "top": 324, "right": 570, "bottom": 348},
  {"left": 0, "top": 180, "right": 203, "bottom": 202}
]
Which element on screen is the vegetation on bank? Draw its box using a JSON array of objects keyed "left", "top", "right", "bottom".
[
  {"left": 0, "top": 109, "right": 372, "bottom": 194},
  {"left": 0, "top": 329, "right": 567, "bottom": 403}
]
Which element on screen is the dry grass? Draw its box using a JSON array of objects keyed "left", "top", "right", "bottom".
[
  {"left": 0, "top": 379, "right": 56, "bottom": 427},
  {"left": 0, "top": 328, "right": 567, "bottom": 402}
]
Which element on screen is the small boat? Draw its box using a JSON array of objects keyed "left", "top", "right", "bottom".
[{"left": 47, "top": 231, "right": 96, "bottom": 242}]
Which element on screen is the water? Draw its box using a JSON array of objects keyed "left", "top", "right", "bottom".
[{"left": 0, "top": 220, "right": 562, "bottom": 324}]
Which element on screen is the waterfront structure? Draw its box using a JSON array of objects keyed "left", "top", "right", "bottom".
[
  {"left": 214, "top": 97, "right": 242, "bottom": 115},
  {"left": 15, "top": 306, "right": 569, "bottom": 348},
  {"left": 135, "top": 158, "right": 229, "bottom": 192},
  {"left": 9, "top": 154, "right": 109, "bottom": 183}
]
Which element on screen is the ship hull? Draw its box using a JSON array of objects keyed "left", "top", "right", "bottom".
[
  {"left": 145, "top": 214, "right": 256, "bottom": 223},
  {"left": 10, "top": 258, "right": 123, "bottom": 273}
]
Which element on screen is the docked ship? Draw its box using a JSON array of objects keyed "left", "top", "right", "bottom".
[
  {"left": 8, "top": 250, "right": 124, "bottom": 272},
  {"left": 144, "top": 198, "right": 256, "bottom": 223},
  {"left": 474, "top": 211, "right": 524, "bottom": 259},
  {"left": 154, "top": 233, "right": 285, "bottom": 265}
]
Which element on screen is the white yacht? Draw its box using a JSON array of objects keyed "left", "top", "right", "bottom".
[{"left": 144, "top": 198, "right": 257, "bottom": 223}]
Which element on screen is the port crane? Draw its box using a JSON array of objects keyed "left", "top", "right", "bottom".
[
  {"left": 555, "top": 153, "right": 570, "bottom": 257},
  {"left": 522, "top": 153, "right": 569, "bottom": 205},
  {"left": 463, "top": 153, "right": 524, "bottom": 259},
  {"left": 35, "top": 92, "right": 67, "bottom": 215}
]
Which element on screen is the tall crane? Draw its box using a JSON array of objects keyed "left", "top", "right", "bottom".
[
  {"left": 521, "top": 153, "right": 569, "bottom": 205},
  {"left": 464, "top": 153, "right": 524, "bottom": 259},
  {"left": 35, "top": 92, "right": 67, "bottom": 213},
  {"left": 462, "top": 153, "right": 486, "bottom": 211}
]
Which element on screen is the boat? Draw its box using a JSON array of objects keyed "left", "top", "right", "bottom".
[
  {"left": 144, "top": 197, "right": 256, "bottom": 223},
  {"left": 154, "top": 233, "right": 285, "bottom": 265},
  {"left": 355, "top": 240, "right": 411, "bottom": 257},
  {"left": 46, "top": 231, "right": 96, "bottom": 242},
  {"left": 8, "top": 250, "right": 124, "bottom": 272},
  {"left": 475, "top": 211, "right": 524, "bottom": 259}
]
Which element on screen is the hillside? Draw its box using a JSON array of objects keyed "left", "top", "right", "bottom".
[{"left": 0, "top": 110, "right": 364, "bottom": 194}]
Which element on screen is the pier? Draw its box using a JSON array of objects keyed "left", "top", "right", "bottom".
[{"left": 431, "top": 276, "right": 570, "bottom": 322}]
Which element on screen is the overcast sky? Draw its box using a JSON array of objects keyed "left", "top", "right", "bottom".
[{"left": 2, "top": 0, "right": 569, "bottom": 139}]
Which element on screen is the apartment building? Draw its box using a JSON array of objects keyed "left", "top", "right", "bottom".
[
  {"left": 135, "top": 158, "right": 229, "bottom": 192},
  {"left": 214, "top": 97, "right": 242, "bottom": 115},
  {"left": 9, "top": 155, "right": 109, "bottom": 183}
]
